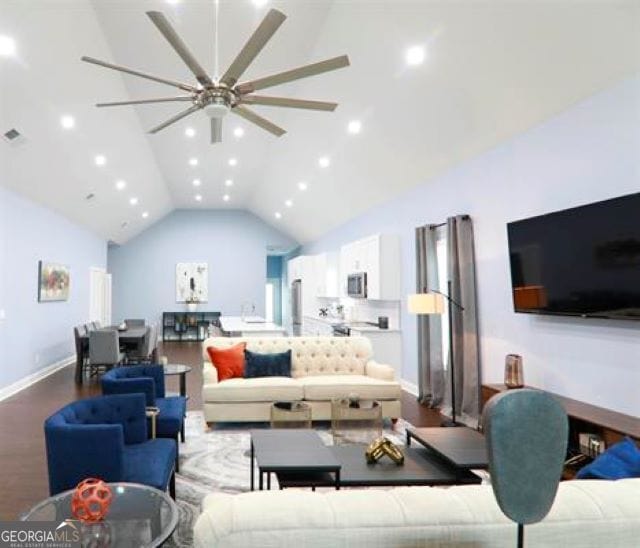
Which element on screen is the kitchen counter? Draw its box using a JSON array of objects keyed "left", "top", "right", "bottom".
[
  {"left": 220, "top": 316, "right": 286, "bottom": 337},
  {"left": 303, "top": 315, "right": 401, "bottom": 333}
]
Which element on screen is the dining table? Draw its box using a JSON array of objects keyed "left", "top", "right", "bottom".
[{"left": 76, "top": 326, "right": 149, "bottom": 383}]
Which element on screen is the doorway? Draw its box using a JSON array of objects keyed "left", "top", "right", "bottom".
[
  {"left": 89, "top": 267, "right": 112, "bottom": 326},
  {"left": 266, "top": 255, "right": 283, "bottom": 324}
]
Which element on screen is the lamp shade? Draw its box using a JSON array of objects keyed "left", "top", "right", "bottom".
[{"left": 407, "top": 292, "right": 445, "bottom": 315}]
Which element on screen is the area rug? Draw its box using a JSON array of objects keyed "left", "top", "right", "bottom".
[{"left": 166, "top": 411, "right": 412, "bottom": 547}]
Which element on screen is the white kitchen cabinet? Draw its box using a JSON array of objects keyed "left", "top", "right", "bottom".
[
  {"left": 287, "top": 255, "right": 318, "bottom": 317},
  {"left": 339, "top": 234, "right": 400, "bottom": 300},
  {"left": 315, "top": 252, "right": 339, "bottom": 299}
]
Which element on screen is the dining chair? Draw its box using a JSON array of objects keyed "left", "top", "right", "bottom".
[
  {"left": 89, "top": 329, "right": 125, "bottom": 373},
  {"left": 126, "top": 325, "right": 155, "bottom": 364},
  {"left": 125, "top": 319, "right": 146, "bottom": 327},
  {"left": 73, "top": 325, "right": 89, "bottom": 382}
]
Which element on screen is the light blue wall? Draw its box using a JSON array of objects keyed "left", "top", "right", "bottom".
[
  {"left": 303, "top": 75, "right": 640, "bottom": 417},
  {"left": 108, "top": 209, "right": 297, "bottom": 325},
  {"left": 0, "top": 187, "right": 107, "bottom": 391}
]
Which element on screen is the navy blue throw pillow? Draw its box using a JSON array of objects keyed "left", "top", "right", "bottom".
[
  {"left": 244, "top": 349, "right": 292, "bottom": 378},
  {"left": 576, "top": 437, "right": 640, "bottom": 480}
]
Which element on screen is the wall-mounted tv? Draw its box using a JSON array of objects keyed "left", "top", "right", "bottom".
[{"left": 507, "top": 193, "right": 640, "bottom": 320}]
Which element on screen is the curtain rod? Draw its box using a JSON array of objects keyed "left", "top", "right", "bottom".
[{"left": 427, "top": 214, "right": 470, "bottom": 230}]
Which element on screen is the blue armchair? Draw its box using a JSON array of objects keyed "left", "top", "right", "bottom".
[
  {"left": 44, "top": 394, "right": 176, "bottom": 497},
  {"left": 101, "top": 366, "right": 187, "bottom": 468}
]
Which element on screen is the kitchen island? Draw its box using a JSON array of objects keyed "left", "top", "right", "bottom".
[{"left": 219, "top": 316, "right": 287, "bottom": 337}]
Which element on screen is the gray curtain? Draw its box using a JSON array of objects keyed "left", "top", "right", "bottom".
[
  {"left": 416, "top": 225, "right": 445, "bottom": 407},
  {"left": 443, "top": 215, "right": 481, "bottom": 427}
]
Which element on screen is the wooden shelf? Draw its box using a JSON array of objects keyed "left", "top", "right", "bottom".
[
  {"left": 483, "top": 384, "right": 640, "bottom": 441},
  {"left": 482, "top": 384, "right": 640, "bottom": 480}
]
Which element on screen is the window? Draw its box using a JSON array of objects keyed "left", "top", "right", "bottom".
[{"left": 435, "top": 229, "right": 449, "bottom": 369}]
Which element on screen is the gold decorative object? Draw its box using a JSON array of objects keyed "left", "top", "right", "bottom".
[{"left": 365, "top": 437, "right": 405, "bottom": 465}]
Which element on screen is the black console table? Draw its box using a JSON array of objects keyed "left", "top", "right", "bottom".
[{"left": 162, "top": 311, "right": 220, "bottom": 342}]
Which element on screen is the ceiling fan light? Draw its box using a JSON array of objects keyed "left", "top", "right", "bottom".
[{"left": 204, "top": 103, "right": 230, "bottom": 119}]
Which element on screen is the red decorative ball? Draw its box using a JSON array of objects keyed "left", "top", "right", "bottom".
[{"left": 71, "top": 478, "right": 113, "bottom": 522}]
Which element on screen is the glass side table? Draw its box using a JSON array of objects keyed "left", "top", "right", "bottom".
[
  {"left": 163, "top": 363, "right": 192, "bottom": 398},
  {"left": 21, "top": 482, "right": 178, "bottom": 548},
  {"left": 270, "top": 401, "right": 312, "bottom": 429},
  {"left": 331, "top": 398, "right": 383, "bottom": 445}
]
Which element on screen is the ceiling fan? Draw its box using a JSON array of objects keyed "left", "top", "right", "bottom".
[{"left": 82, "top": 8, "right": 350, "bottom": 143}]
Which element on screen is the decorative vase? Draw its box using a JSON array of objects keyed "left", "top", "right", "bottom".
[
  {"left": 504, "top": 354, "right": 524, "bottom": 388},
  {"left": 71, "top": 478, "right": 113, "bottom": 522}
]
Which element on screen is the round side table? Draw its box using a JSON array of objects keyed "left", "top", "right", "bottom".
[
  {"left": 21, "top": 482, "right": 178, "bottom": 548},
  {"left": 163, "top": 364, "right": 192, "bottom": 398}
]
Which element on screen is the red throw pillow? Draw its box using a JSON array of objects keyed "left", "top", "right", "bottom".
[{"left": 206, "top": 343, "right": 247, "bottom": 381}]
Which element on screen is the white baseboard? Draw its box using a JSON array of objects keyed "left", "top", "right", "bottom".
[
  {"left": 0, "top": 355, "right": 74, "bottom": 402},
  {"left": 400, "top": 379, "right": 419, "bottom": 397}
]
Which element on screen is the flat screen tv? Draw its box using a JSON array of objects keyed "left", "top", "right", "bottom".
[{"left": 507, "top": 192, "right": 640, "bottom": 320}]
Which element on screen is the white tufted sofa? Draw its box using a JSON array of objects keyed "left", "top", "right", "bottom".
[
  {"left": 201, "top": 336, "right": 401, "bottom": 423},
  {"left": 193, "top": 479, "right": 640, "bottom": 547}
]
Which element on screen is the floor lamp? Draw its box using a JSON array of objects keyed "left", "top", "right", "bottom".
[{"left": 408, "top": 281, "right": 464, "bottom": 427}]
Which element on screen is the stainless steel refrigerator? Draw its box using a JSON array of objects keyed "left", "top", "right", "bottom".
[{"left": 290, "top": 279, "right": 302, "bottom": 336}]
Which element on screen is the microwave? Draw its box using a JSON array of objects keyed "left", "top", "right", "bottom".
[{"left": 347, "top": 272, "right": 367, "bottom": 298}]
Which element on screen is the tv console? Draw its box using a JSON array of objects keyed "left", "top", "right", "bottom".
[{"left": 482, "top": 384, "right": 640, "bottom": 479}]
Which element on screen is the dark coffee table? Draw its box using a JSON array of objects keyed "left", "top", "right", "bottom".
[
  {"left": 406, "top": 427, "right": 489, "bottom": 469},
  {"left": 277, "top": 444, "right": 481, "bottom": 489},
  {"left": 250, "top": 430, "right": 482, "bottom": 491},
  {"left": 250, "top": 429, "right": 341, "bottom": 490}
]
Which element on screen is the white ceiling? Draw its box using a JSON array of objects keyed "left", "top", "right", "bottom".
[{"left": 2, "top": 0, "right": 639, "bottom": 244}]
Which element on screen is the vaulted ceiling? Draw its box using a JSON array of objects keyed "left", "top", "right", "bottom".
[{"left": 2, "top": 0, "right": 639, "bottom": 244}]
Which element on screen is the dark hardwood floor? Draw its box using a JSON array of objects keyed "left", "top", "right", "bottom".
[{"left": 0, "top": 341, "right": 440, "bottom": 519}]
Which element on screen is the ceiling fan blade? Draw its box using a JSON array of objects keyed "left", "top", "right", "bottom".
[
  {"left": 232, "top": 105, "right": 286, "bottom": 137},
  {"left": 148, "top": 104, "right": 201, "bottom": 134},
  {"left": 236, "top": 55, "right": 350, "bottom": 94},
  {"left": 241, "top": 95, "right": 337, "bottom": 112},
  {"left": 220, "top": 9, "right": 287, "bottom": 88},
  {"left": 146, "top": 11, "right": 213, "bottom": 87},
  {"left": 97, "top": 96, "right": 194, "bottom": 107},
  {"left": 82, "top": 56, "right": 197, "bottom": 92},
  {"left": 211, "top": 118, "right": 223, "bottom": 144}
]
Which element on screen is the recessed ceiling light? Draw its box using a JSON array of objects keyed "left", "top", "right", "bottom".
[
  {"left": 129, "top": 197, "right": 139, "bottom": 206},
  {"left": 252, "top": 0, "right": 269, "bottom": 7},
  {"left": 60, "top": 115, "right": 75, "bottom": 130},
  {"left": 224, "top": 179, "right": 233, "bottom": 187},
  {"left": 115, "top": 180, "right": 127, "bottom": 191},
  {"left": 195, "top": 194, "right": 202, "bottom": 202},
  {"left": 192, "top": 178, "right": 201, "bottom": 187},
  {"left": 228, "top": 157, "right": 238, "bottom": 167},
  {"left": 94, "top": 154, "right": 106, "bottom": 166},
  {"left": 189, "top": 157, "right": 198, "bottom": 167},
  {"left": 142, "top": 211, "right": 149, "bottom": 219},
  {"left": 0, "top": 36, "right": 17, "bottom": 57},
  {"left": 347, "top": 120, "right": 362, "bottom": 134},
  {"left": 298, "top": 181, "right": 308, "bottom": 191},
  {"left": 318, "top": 156, "right": 330, "bottom": 168},
  {"left": 285, "top": 199, "right": 293, "bottom": 208},
  {"left": 233, "top": 127, "right": 244, "bottom": 138},
  {"left": 405, "top": 45, "right": 426, "bottom": 66},
  {"left": 274, "top": 212, "right": 282, "bottom": 219},
  {"left": 223, "top": 194, "right": 230, "bottom": 202},
  {"left": 185, "top": 127, "right": 195, "bottom": 138}
]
